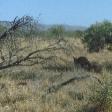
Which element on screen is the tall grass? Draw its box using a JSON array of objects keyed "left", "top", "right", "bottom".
[{"left": 0, "top": 37, "right": 111, "bottom": 112}]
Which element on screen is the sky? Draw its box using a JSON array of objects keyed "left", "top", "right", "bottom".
[{"left": 0, "top": 0, "right": 112, "bottom": 26}]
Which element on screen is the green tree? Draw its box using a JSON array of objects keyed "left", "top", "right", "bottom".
[
  {"left": 48, "top": 25, "right": 65, "bottom": 38},
  {"left": 83, "top": 20, "right": 112, "bottom": 52}
]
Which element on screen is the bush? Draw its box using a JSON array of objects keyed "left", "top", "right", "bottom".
[
  {"left": 48, "top": 25, "right": 65, "bottom": 38},
  {"left": 83, "top": 20, "right": 112, "bottom": 52},
  {"left": 89, "top": 78, "right": 112, "bottom": 112}
]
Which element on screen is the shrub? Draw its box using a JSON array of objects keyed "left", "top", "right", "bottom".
[
  {"left": 89, "top": 78, "right": 112, "bottom": 112},
  {"left": 48, "top": 25, "right": 65, "bottom": 38},
  {"left": 83, "top": 20, "right": 112, "bottom": 52}
]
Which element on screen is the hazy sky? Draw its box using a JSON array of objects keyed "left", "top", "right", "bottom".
[{"left": 0, "top": 0, "right": 112, "bottom": 26}]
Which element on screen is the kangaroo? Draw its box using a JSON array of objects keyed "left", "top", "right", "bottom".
[
  {"left": 73, "top": 56, "right": 91, "bottom": 71},
  {"left": 73, "top": 56, "right": 102, "bottom": 73}
]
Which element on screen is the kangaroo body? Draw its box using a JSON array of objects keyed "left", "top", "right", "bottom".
[
  {"left": 90, "top": 62, "right": 102, "bottom": 73},
  {"left": 73, "top": 56, "right": 102, "bottom": 73},
  {"left": 73, "top": 56, "right": 91, "bottom": 71}
]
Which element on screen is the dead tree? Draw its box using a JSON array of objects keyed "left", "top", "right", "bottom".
[{"left": 0, "top": 16, "right": 72, "bottom": 70}]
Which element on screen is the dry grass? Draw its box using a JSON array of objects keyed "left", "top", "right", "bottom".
[{"left": 0, "top": 37, "right": 111, "bottom": 112}]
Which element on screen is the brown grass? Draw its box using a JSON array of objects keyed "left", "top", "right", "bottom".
[{"left": 0, "top": 37, "right": 111, "bottom": 112}]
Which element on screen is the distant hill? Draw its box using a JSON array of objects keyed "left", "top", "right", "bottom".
[
  {"left": 37, "top": 24, "right": 87, "bottom": 31},
  {"left": 61, "top": 24, "right": 87, "bottom": 31},
  {"left": 0, "top": 21, "right": 87, "bottom": 31}
]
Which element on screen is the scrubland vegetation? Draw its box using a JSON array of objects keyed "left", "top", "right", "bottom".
[{"left": 0, "top": 16, "right": 111, "bottom": 112}]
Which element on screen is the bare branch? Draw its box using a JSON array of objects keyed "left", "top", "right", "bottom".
[
  {"left": 0, "top": 16, "right": 33, "bottom": 41},
  {"left": 0, "top": 38, "right": 67, "bottom": 70}
]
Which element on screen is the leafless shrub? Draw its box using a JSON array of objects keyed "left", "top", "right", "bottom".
[{"left": 0, "top": 16, "right": 74, "bottom": 70}]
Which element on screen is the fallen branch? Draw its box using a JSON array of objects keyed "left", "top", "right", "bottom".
[
  {"left": 46, "top": 75, "right": 90, "bottom": 94},
  {"left": 0, "top": 38, "right": 67, "bottom": 70},
  {"left": 46, "top": 75, "right": 102, "bottom": 95}
]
